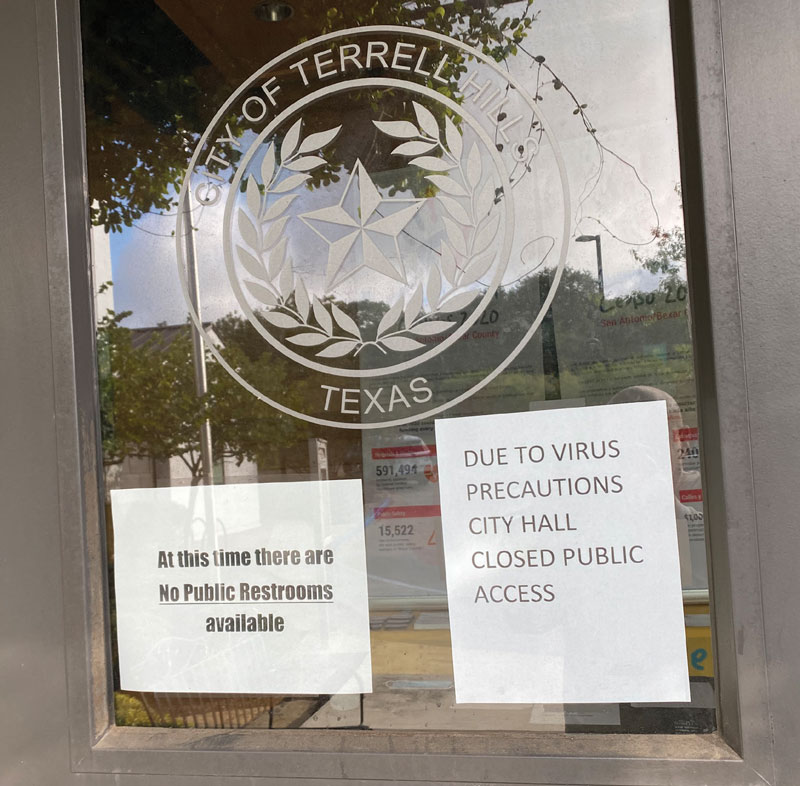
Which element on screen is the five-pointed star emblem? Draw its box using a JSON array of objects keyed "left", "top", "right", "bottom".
[{"left": 299, "top": 159, "right": 425, "bottom": 290}]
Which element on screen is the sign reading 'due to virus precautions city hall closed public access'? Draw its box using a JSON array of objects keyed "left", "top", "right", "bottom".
[
  {"left": 111, "top": 481, "right": 371, "bottom": 694},
  {"left": 436, "top": 401, "right": 690, "bottom": 704}
]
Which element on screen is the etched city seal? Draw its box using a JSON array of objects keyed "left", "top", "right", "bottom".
[{"left": 178, "top": 26, "right": 569, "bottom": 429}]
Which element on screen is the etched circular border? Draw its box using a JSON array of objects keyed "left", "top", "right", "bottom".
[{"left": 177, "top": 25, "right": 571, "bottom": 430}]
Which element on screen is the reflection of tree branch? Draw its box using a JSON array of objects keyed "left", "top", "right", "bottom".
[
  {"left": 130, "top": 203, "right": 205, "bottom": 238},
  {"left": 514, "top": 43, "right": 661, "bottom": 247},
  {"left": 492, "top": 234, "right": 555, "bottom": 289},
  {"left": 363, "top": 107, "right": 386, "bottom": 172}
]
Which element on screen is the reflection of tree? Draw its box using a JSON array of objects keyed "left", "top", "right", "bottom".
[
  {"left": 98, "top": 264, "right": 696, "bottom": 479},
  {"left": 526, "top": 54, "right": 662, "bottom": 243},
  {"left": 97, "top": 310, "right": 206, "bottom": 479},
  {"left": 317, "top": 1, "right": 534, "bottom": 60},
  {"left": 474, "top": 267, "right": 695, "bottom": 409},
  {"left": 209, "top": 315, "right": 312, "bottom": 472},
  {"left": 87, "top": 1, "right": 688, "bottom": 478},
  {"left": 98, "top": 310, "right": 312, "bottom": 482},
  {"left": 539, "top": 265, "right": 695, "bottom": 408},
  {"left": 82, "top": 0, "right": 536, "bottom": 231},
  {"left": 631, "top": 185, "right": 686, "bottom": 288},
  {"left": 632, "top": 226, "right": 687, "bottom": 290},
  {"left": 82, "top": 0, "right": 233, "bottom": 231}
]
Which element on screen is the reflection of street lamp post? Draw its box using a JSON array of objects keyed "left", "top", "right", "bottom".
[
  {"left": 576, "top": 234, "right": 604, "bottom": 299},
  {"left": 182, "top": 205, "right": 214, "bottom": 485}
]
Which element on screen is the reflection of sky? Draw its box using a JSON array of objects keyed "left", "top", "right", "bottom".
[{"left": 104, "top": 0, "right": 683, "bottom": 327}]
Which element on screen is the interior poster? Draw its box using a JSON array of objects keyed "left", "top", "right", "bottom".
[
  {"left": 361, "top": 421, "right": 446, "bottom": 598},
  {"left": 111, "top": 480, "right": 372, "bottom": 694},
  {"left": 435, "top": 401, "right": 690, "bottom": 704}
]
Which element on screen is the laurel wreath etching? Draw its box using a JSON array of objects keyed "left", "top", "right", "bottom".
[{"left": 235, "top": 104, "right": 501, "bottom": 359}]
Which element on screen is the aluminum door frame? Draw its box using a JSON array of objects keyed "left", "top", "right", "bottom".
[{"left": 2, "top": 0, "right": 797, "bottom": 783}]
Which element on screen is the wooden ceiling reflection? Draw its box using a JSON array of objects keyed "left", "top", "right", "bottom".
[{"left": 155, "top": 0, "right": 310, "bottom": 85}]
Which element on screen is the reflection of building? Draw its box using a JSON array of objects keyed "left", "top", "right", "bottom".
[
  {"left": 107, "top": 452, "right": 259, "bottom": 490},
  {"left": 103, "top": 322, "right": 331, "bottom": 491},
  {"left": 102, "top": 322, "right": 232, "bottom": 490}
]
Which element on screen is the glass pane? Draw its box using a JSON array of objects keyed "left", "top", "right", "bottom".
[{"left": 84, "top": 0, "right": 714, "bottom": 734}]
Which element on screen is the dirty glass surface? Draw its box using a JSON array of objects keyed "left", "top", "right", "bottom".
[{"left": 84, "top": 0, "right": 714, "bottom": 733}]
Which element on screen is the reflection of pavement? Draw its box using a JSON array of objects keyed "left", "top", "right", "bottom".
[
  {"left": 300, "top": 677, "right": 564, "bottom": 731},
  {"left": 244, "top": 624, "right": 566, "bottom": 731},
  {"left": 243, "top": 607, "right": 712, "bottom": 731},
  {"left": 371, "top": 627, "right": 454, "bottom": 676},
  {"left": 246, "top": 695, "right": 331, "bottom": 729}
]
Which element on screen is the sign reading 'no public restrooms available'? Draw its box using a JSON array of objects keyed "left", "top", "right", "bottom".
[{"left": 111, "top": 480, "right": 371, "bottom": 694}]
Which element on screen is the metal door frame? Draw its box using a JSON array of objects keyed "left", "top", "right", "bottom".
[{"left": 3, "top": 0, "right": 797, "bottom": 782}]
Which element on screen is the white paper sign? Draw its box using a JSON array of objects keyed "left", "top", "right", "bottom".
[
  {"left": 111, "top": 480, "right": 372, "bottom": 694},
  {"left": 435, "top": 401, "right": 689, "bottom": 704}
]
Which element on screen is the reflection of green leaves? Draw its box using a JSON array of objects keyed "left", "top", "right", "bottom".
[
  {"left": 98, "top": 310, "right": 312, "bottom": 479},
  {"left": 96, "top": 314, "right": 210, "bottom": 473},
  {"left": 209, "top": 314, "right": 312, "bottom": 471},
  {"left": 632, "top": 225, "right": 687, "bottom": 288},
  {"left": 84, "top": 0, "right": 538, "bottom": 230}
]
